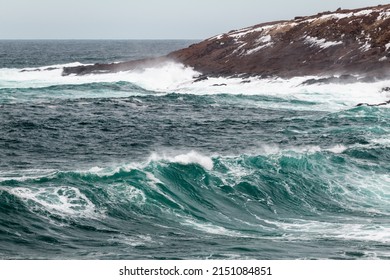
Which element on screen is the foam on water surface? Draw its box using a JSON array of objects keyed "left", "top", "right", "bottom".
[
  {"left": 1, "top": 61, "right": 389, "bottom": 111},
  {"left": 1, "top": 40, "right": 390, "bottom": 259},
  {"left": 7, "top": 186, "right": 102, "bottom": 219}
]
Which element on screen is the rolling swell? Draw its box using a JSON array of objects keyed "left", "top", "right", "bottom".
[
  {"left": 0, "top": 81, "right": 149, "bottom": 93},
  {"left": 1, "top": 146, "right": 389, "bottom": 259},
  {"left": 1, "top": 40, "right": 390, "bottom": 260},
  {"left": 0, "top": 81, "right": 152, "bottom": 103}
]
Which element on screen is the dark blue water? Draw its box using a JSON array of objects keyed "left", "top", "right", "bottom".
[{"left": 0, "top": 40, "right": 389, "bottom": 260}]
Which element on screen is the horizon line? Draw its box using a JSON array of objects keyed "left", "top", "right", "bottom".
[{"left": 0, "top": 38, "right": 202, "bottom": 41}]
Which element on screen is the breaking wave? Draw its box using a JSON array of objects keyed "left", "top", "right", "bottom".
[
  {"left": 1, "top": 44, "right": 390, "bottom": 260},
  {"left": 1, "top": 61, "right": 389, "bottom": 111},
  {"left": 1, "top": 146, "right": 389, "bottom": 259}
]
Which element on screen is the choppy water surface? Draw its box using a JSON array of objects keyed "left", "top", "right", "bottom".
[{"left": 0, "top": 40, "right": 389, "bottom": 259}]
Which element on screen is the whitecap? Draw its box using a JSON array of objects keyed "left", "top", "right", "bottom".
[
  {"left": 7, "top": 186, "right": 102, "bottom": 219},
  {"left": 2, "top": 60, "right": 389, "bottom": 111},
  {"left": 180, "top": 218, "right": 249, "bottom": 237},
  {"left": 265, "top": 218, "right": 390, "bottom": 243},
  {"left": 149, "top": 150, "right": 214, "bottom": 170}
]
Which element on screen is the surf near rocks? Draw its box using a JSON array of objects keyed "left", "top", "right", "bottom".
[{"left": 62, "top": 4, "right": 390, "bottom": 83}]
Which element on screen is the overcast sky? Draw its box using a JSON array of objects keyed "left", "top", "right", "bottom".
[{"left": 0, "top": 0, "right": 387, "bottom": 39}]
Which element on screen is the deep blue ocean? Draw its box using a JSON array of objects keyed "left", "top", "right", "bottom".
[{"left": 0, "top": 40, "right": 389, "bottom": 260}]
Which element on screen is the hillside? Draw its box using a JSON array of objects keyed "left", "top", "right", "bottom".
[
  {"left": 63, "top": 4, "right": 390, "bottom": 81},
  {"left": 169, "top": 4, "right": 390, "bottom": 79}
]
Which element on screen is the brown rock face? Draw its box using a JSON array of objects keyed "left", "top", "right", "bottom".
[
  {"left": 168, "top": 4, "right": 390, "bottom": 79},
  {"left": 63, "top": 4, "right": 390, "bottom": 80},
  {"left": 62, "top": 57, "right": 171, "bottom": 76}
]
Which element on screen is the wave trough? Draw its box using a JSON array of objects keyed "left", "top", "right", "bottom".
[{"left": 1, "top": 40, "right": 389, "bottom": 260}]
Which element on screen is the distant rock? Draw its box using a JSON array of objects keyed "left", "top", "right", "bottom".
[
  {"left": 62, "top": 57, "right": 171, "bottom": 76},
  {"left": 63, "top": 4, "right": 390, "bottom": 81},
  {"left": 381, "top": 87, "right": 390, "bottom": 92},
  {"left": 21, "top": 67, "right": 60, "bottom": 73},
  {"left": 356, "top": 100, "right": 390, "bottom": 107},
  {"left": 193, "top": 75, "right": 209, "bottom": 83},
  {"left": 168, "top": 4, "right": 390, "bottom": 79}
]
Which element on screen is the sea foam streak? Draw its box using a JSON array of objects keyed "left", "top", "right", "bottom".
[
  {"left": 8, "top": 186, "right": 101, "bottom": 219},
  {"left": 1, "top": 61, "right": 389, "bottom": 111},
  {"left": 0, "top": 143, "right": 381, "bottom": 182},
  {"left": 1, "top": 146, "right": 389, "bottom": 253},
  {"left": 0, "top": 61, "right": 197, "bottom": 91}
]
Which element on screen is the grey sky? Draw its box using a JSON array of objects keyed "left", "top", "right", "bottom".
[{"left": 0, "top": 0, "right": 387, "bottom": 39}]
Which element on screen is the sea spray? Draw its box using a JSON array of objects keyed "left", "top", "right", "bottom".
[{"left": 0, "top": 40, "right": 389, "bottom": 260}]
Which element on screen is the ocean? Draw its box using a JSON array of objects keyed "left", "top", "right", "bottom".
[{"left": 0, "top": 40, "right": 389, "bottom": 260}]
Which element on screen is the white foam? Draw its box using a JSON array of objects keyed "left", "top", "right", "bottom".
[
  {"left": 8, "top": 186, "right": 102, "bottom": 219},
  {"left": 176, "top": 75, "right": 390, "bottom": 112},
  {"left": 0, "top": 63, "right": 81, "bottom": 89},
  {"left": 1, "top": 60, "right": 389, "bottom": 112},
  {"left": 107, "top": 234, "right": 155, "bottom": 247},
  {"left": 88, "top": 166, "right": 105, "bottom": 173},
  {"left": 327, "top": 144, "right": 347, "bottom": 154},
  {"left": 0, "top": 61, "right": 199, "bottom": 93},
  {"left": 106, "top": 183, "right": 146, "bottom": 206},
  {"left": 371, "top": 138, "right": 390, "bottom": 146},
  {"left": 334, "top": 172, "right": 390, "bottom": 215},
  {"left": 0, "top": 169, "right": 58, "bottom": 182},
  {"left": 243, "top": 144, "right": 347, "bottom": 157},
  {"left": 117, "top": 62, "right": 198, "bottom": 91},
  {"left": 282, "top": 144, "right": 347, "bottom": 154},
  {"left": 149, "top": 150, "right": 214, "bottom": 170},
  {"left": 181, "top": 218, "right": 248, "bottom": 237},
  {"left": 81, "top": 164, "right": 185, "bottom": 210},
  {"left": 266, "top": 218, "right": 390, "bottom": 243}
]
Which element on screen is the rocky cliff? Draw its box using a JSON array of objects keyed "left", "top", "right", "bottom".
[{"left": 63, "top": 4, "right": 390, "bottom": 80}]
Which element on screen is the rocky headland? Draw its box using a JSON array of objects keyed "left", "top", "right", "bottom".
[{"left": 62, "top": 4, "right": 390, "bottom": 83}]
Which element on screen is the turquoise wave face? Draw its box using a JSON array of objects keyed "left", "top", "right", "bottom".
[{"left": 1, "top": 145, "right": 389, "bottom": 259}]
